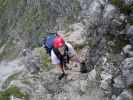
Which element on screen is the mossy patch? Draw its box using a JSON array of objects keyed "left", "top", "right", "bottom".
[
  {"left": 36, "top": 32, "right": 46, "bottom": 38},
  {"left": 110, "top": 40, "right": 128, "bottom": 53},
  {"left": 2, "top": 73, "right": 19, "bottom": 89},
  {"left": 0, "top": 85, "right": 29, "bottom": 100},
  {"left": 73, "top": 0, "right": 81, "bottom": 16},
  {"left": 74, "top": 43, "right": 89, "bottom": 52},
  {"left": 128, "top": 84, "right": 133, "bottom": 91},
  {"left": 21, "top": 80, "right": 31, "bottom": 86},
  {"left": 127, "top": 17, "right": 133, "bottom": 25},
  {"left": 111, "top": 0, "right": 133, "bottom": 15},
  {"left": 0, "top": 39, "right": 18, "bottom": 60},
  {"left": 87, "top": 41, "right": 97, "bottom": 49},
  {"left": 105, "top": 33, "right": 129, "bottom": 54},
  {"left": 22, "top": 7, "right": 48, "bottom": 32},
  {"left": 0, "top": 0, "right": 8, "bottom": 18},
  {"left": 35, "top": 47, "right": 53, "bottom": 71}
]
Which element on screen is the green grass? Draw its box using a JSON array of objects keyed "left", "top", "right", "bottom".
[{"left": 0, "top": 85, "right": 29, "bottom": 100}]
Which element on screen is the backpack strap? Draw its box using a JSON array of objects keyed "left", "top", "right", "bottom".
[
  {"left": 63, "top": 44, "right": 69, "bottom": 64},
  {"left": 53, "top": 44, "right": 69, "bottom": 64}
]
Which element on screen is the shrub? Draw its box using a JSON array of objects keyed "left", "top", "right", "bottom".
[{"left": 0, "top": 85, "right": 29, "bottom": 100}]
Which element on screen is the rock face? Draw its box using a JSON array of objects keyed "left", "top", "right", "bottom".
[
  {"left": 71, "top": 0, "right": 133, "bottom": 100},
  {"left": 80, "top": 0, "right": 133, "bottom": 100},
  {"left": 64, "top": 23, "right": 86, "bottom": 45},
  {"left": 0, "top": 0, "right": 133, "bottom": 100},
  {"left": 0, "top": 59, "right": 24, "bottom": 89},
  {"left": 120, "top": 58, "right": 133, "bottom": 87},
  {"left": 5, "top": 59, "right": 104, "bottom": 100}
]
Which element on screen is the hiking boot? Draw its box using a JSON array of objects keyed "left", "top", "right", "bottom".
[
  {"left": 80, "top": 62, "right": 88, "bottom": 73},
  {"left": 58, "top": 73, "right": 66, "bottom": 80}
]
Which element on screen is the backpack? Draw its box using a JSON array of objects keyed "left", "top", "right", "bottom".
[
  {"left": 43, "top": 33, "right": 69, "bottom": 64},
  {"left": 43, "top": 33, "right": 58, "bottom": 55}
]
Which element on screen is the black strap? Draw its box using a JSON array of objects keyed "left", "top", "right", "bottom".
[{"left": 53, "top": 44, "right": 69, "bottom": 64}]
